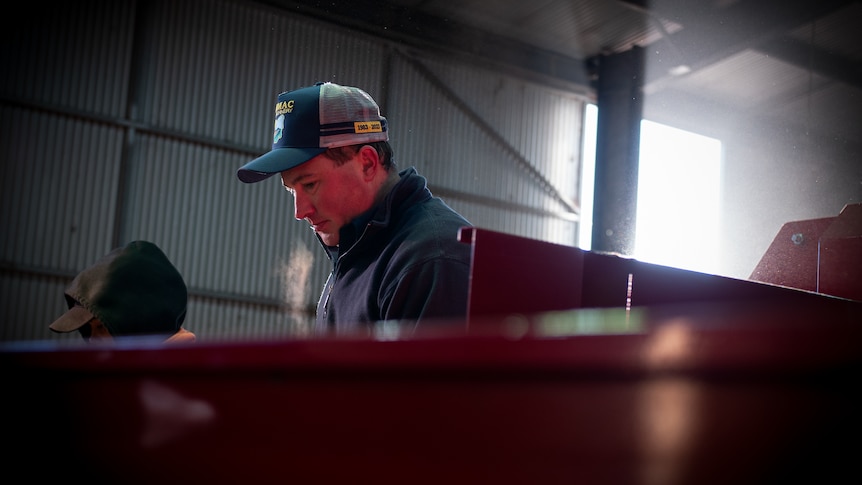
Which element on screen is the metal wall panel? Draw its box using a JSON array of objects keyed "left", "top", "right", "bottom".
[
  {"left": 0, "top": 274, "right": 76, "bottom": 342},
  {"left": 1, "top": 0, "right": 136, "bottom": 341},
  {"left": 0, "top": 107, "right": 124, "bottom": 270},
  {"left": 134, "top": 0, "right": 388, "bottom": 149},
  {"left": 386, "top": 54, "right": 583, "bottom": 245},
  {"left": 187, "top": 294, "right": 315, "bottom": 342},
  {"left": 119, "top": 133, "right": 331, "bottom": 310},
  {"left": 0, "top": 0, "right": 133, "bottom": 117}
]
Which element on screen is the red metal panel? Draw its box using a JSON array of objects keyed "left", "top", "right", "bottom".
[
  {"left": 819, "top": 203, "right": 862, "bottom": 300},
  {"left": 4, "top": 301, "right": 862, "bottom": 484},
  {"left": 463, "top": 227, "right": 850, "bottom": 324},
  {"left": 460, "top": 227, "right": 585, "bottom": 319},
  {"left": 749, "top": 217, "right": 834, "bottom": 292},
  {"left": 751, "top": 203, "right": 862, "bottom": 301}
]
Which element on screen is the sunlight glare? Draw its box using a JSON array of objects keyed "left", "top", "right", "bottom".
[{"left": 635, "top": 120, "right": 722, "bottom": 274}]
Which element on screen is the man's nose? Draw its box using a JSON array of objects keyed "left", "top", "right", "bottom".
[{"left": 294, "top": 194, "right": 313, "bottom": 221}]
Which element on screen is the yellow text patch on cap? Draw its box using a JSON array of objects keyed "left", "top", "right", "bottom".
[{"left": 354, "top": 121, "right": 382, "bottom": 134}]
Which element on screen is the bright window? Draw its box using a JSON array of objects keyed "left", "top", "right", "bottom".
[
  {"left": 578, "top": 104, "right": 598, "bottom": 250},
  {"left": 579, "top": 107, "right": 723, "bottom": 275},
  {"left": 635, "top": 120, "right": 722, "bottom": 274}
]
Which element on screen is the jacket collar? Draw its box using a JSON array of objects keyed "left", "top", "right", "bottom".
[{"left": 323, "top": 167, "right": 429, "bottom": 260}]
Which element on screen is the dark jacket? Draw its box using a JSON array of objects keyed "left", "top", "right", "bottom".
[{"left": 315, "top": 167, "right": 473, "bottom": 333}]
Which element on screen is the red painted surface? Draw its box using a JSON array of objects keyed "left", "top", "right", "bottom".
[
  {"left": 751, "top": 202, "right": 862, "bottom": 301},
  {"left": 819, "top": 203, "right": 862, "bottom": 300},
  {"left": 461, "top": 227, "right": 854, "bottom": 325},
  {"left": 5, "top": 301, "right": 862, "bottom": 484}
]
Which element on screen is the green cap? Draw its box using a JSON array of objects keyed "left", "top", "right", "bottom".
[{"left": 49, "top": 241, "right": 187, "bottom": 336}]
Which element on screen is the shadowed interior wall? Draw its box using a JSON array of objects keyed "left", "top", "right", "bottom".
[{"left": 0, "top": 0, "right": 586, "bottom": 342}]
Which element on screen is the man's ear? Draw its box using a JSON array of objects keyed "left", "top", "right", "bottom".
[{"left": 357, "top": 145, "right": 380, "bottom": 179}]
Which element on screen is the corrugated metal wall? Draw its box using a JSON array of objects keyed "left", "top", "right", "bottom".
[{"left": 0, "top": 0, "right": 588, "bottom": 343}]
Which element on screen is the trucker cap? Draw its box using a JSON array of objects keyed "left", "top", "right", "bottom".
[
  {"left": 49, "top": 241, "right": 188, "bottom": 336},
  {"left": 236, "top": 82, "right": 389, "bottom": 183}
]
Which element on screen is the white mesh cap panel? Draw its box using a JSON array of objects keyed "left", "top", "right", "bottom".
[{"left": 318, "top": 83, "right": 388, "bottom": 148}]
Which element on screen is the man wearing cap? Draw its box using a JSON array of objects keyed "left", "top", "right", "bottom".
[
  {"left": 237, "top": 82, "right": 473, "bottom": 333},
  {"left": 49, "top": 240, "right": 196, "bottom": 343}
]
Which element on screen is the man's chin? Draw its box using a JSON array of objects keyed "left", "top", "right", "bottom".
[{"left": 318, "top": 233, "right": 338, "bottom": 246}]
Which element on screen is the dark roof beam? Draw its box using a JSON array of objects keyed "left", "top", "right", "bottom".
[
  {"left": 615, "top": 0, "right": 858, "bottom": 87},
  {"left": 756, "top": 36, "right": 862, "bottom": 89},
  {"left": 257, "top": 0, "right": 592, "bottom": 90}
]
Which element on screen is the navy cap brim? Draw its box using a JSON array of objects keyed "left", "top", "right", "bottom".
[
  {"left": 49, "top": 305, "right": 94, "bottom": 333},
  {"left": 237, "top": 147, "right": 327, "bottom": 183}
]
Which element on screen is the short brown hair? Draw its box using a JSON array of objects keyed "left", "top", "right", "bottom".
[{"left": 325, "top": 141, "right": 395, "bottom": 170}]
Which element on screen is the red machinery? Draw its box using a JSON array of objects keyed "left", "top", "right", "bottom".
[
  {"left": 3, "top": 225, "right": 861, "bottom": 484},
  {"left": 750, "top": 202, "right": 862, "bottom": 301}
]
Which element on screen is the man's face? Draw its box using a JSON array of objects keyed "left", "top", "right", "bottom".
[
  {"left": 281, "top": 152, "right": 371, "bottom": 246},
  {"left": 78, "top": 318, "right": 113, "bottom": 342}
]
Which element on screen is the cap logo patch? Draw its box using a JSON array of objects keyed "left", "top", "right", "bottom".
[
  {"left": 354, "top": 121, "right": 382, "bottom": 134},
  {"left": 273, "top": 114, "right": 285, "bottom": 144}
]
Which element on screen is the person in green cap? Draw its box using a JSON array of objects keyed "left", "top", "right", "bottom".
[{"left": 48, "top": 240, "right": 195, "bottom": 343}]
